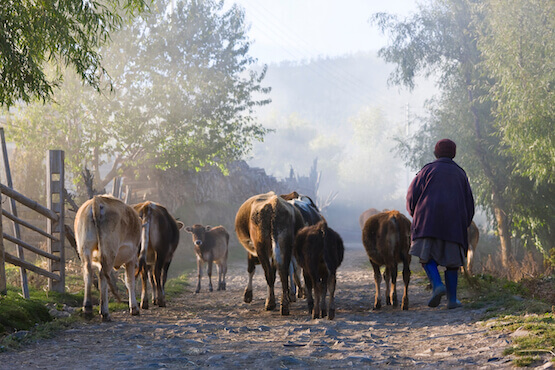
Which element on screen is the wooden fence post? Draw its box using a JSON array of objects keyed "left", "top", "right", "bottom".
[
  {"left": 47, "top": 150, "right": 65, "bottom": 293},
  {"left": 0, "top": 202, "right": 6, "bottom": 295}
]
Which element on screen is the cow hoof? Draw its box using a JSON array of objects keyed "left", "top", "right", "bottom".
[
  {"left": 373, "top": 301, "right": 382, "bottom": 310},
  {"left": 265, "top": 300, "right": 276, "bottom": 311},
  {"left": 244, "top": 289, "right": 253, "bottom": 303},
  {"left": 83, "top": 311, "right": 94, "bottom": 320},
  {"left": 194, "top": 289, "right": 200, "bottom": 294},
  {"left": 141, "top": 301, "right": 149, "bottom": 310},
  {"left": 157, "top": 301, "right": 166, "bottom": 308},
  {"left": 328, "top": 309, "right": 336, "bottom": 320},
  {"left": 131, "top": 307, "right": 140, "bottom": 316},
  {"left": 281, "top": 305, "right": 290, "bottom": 316},
  {"left": 289, "top": 293, "right": 297, "bottom": 303},
  {"left": 312, "top": 312, "right": 319, "bottom": 319},
  {"left": 209, "top": 287, "right": 213, "bottom": 292},
  {"left": 101, "top": 313, "right": 112, "bottom": 322},
  {"left": 321, "top": 309, "right": 327, "bottom": 318}
]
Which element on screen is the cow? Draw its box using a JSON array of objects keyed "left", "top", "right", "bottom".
[
  {"left": 235, "top": 191, "right": 305, "bottom": 315},
  {"left": 465, "top": 221, "right": 480, "bottom": 275},
  {"left": 75, "top": 195, "right": 141, "bottom": 321},
  {"left": 281, "top": 191, "right": 325, "bottom": 299},
  {"left": 184, "top": 224, "right": 229, "bottom": 293},
  {"left": 362, "top": 210, "right": 412, "bottom": 310},
  {"left": 359, "top": 208, "right": 391, "bottom": 230},
  {"left": 133, "top": 201, "right": 183, "bottom": 309},
  {"left": 294, "top": 220, "right": 344, "bottom": 320}
]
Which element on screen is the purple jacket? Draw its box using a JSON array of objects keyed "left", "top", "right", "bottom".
[{"left": 406, "top": 158, "right": 475, "bottom": 251}]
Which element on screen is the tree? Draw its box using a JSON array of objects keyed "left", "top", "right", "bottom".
[
  {"left": 478, "top": 0, "right": 555, "bottom": 183},
  {"left": 0, "top": 0, "right": 148, "bottom": 108},
  {"left": 373, "top": 0, "right": 554, "bottom": 267},
  {"left": 8, "top": 0, "right": 270, "bottom": 192}
]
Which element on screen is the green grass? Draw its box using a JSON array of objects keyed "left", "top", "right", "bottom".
[
  {"left": 459, "top": 273, "right": 555, "bottom": 367},
  {"left": 0, "top": 271, "right": 190, "bottom": 351}
]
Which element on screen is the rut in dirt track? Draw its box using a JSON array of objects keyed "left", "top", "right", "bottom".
[{"left": 0, "top": 246, "right": 513, "bottom": 369}]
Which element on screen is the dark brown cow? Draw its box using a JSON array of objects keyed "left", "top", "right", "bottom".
[
  {"left": 362, "top": 210, "right": 412, "bottom": 310},
  {"left": 281, "top": 191, "right": 325, "bottom": 300},
  {"left": 75, "top": 195, "right": 141, "bottom": 321},
  {"left": 235, "top": 191, "right": 305, "bottom": 315},
  {"left": 134, "top": 201, "right": 184, "bottom": 309},
  {"left": 294, "top": 220, "right": 344, "bottom": 320},
  {"left": 185, "top": 224, "right": 229, "bottom": 293},
  {"left": 465, "top": 221, "right": 480, "bottom": 275}
]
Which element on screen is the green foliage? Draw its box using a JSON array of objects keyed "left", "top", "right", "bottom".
[
  {"left": 478, "top": 0, "right": 555, "bottom": 184},
  {"left": 7, "top": 0, "right": 270, "bottom": 192},
  {"left": 0, "top": 0, "right": 148, "bottom": 108},
  {"left": 374, "top": 0, "right": 554, "bottom": 258}
]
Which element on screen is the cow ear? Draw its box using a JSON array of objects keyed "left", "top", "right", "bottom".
[
  {"left": 176, "top": 221, "right": 185, "bottom": 230},
  {"left": 205, "top": 225, "right": 211, "bottom": 231},
  {"left": 185, "top": 226, "right": 192, "bottom": 233}
]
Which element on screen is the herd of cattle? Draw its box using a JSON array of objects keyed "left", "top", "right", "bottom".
[{"left": 74, "top": 191, "right": 479, "bottom": 322}]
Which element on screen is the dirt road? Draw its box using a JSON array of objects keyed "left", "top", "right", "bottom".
[{"left": 0, "top": 246, "right": 513, "bottom": 368}]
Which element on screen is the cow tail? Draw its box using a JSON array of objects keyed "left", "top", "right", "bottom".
[
  {"left": 136, "top": 204, "right": 151, "bottom": 278},
  {"left": 91, "top": 197, "right": 115, "bottom": 292}
]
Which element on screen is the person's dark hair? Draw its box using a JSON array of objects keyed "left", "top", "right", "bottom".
[{"left": 434, "top": 139, "right": 456, "bottom": 159}]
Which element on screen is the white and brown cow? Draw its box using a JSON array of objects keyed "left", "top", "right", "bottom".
[
  {"left": 185, "top": 224, "right": 229, "bottom": 293},
  {"left": 235, "top": 191, "right": 305, "bottom": 315},
  {"left": 294, "top": 220, "right": 344, "bottom": 320},
  {"left": 362, "top": 210, "right": 412, "bottom": 310},
  {"left": 75, "top": 195, "right": 141, "bottom": 321},
  {"left": 134, "top": 201, "right": 184, "bottom": 309}
]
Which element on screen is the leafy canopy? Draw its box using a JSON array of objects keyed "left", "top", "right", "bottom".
[{"left": 0, "top": 0, "right": 149, "bottom": 108}]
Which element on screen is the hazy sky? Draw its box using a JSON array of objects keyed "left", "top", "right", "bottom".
[{"left": 230, "top": 0, "right": 420, "bottom": 64}]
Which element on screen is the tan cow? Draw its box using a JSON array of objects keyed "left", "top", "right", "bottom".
[
  {"left": 134, "top": 201, "right": 184, "bottom": 309},
  {"left": 235, "top": 191, "right": 305, "bottom": 315},
  {"left": 185, "top": 224, "right": 229, "bottom": 293},
  {"left": 75, "top": 195, "right": 141, "bottom": 321},
  {"left": 465, "top": 221, "right": 480, "bottom": 275},
  {"left": 362, "top": 210, "right": 412, "bottom": 310}
]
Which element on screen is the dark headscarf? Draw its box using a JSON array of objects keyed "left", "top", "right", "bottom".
[{"left": 434, "top": 139, "right": 456, "bottom": 159}]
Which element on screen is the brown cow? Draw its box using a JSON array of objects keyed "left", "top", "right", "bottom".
[
  {"left": 185, "top": 224, "right": 229, "bottom": 293},
  {"left": 75, "top": 195, "right": 141, "bottom": 321},
  {"left": 134, "top": 201, "right": 184, "bottom": 309},
  {"left": 362, "top": 210, "right": 412, "bottom": 310},
  {"left": 465, "top": 221, "right": 480, "bottom": 275},
  {"left": 294, "top": 220, "right": 344, "bottom": 320},
  {"left": 235, "top": 191, "right": 305, "bottom": 315}
]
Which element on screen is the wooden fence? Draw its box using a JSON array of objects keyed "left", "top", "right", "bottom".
[{"left": 0, "top": 148, "right": 65, "bottom": 297}]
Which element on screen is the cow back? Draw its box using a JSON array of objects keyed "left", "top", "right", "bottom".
[{"left": 362, "top": 210, "right": 411, "bottom": 266}]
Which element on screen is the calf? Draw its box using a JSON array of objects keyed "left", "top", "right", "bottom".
[
  {"left": 185, "top": 224, "right": 229, "bottom": 293},
  {"left": 362, "top": 210, "right": 411, "bottom": 310},
  {"left": 75, "top": 195, "right": 141, "bottom": 321},
  {"left": 134, "top": 201, "right": 184, "bottom": 308},
  {"left": 294, "top": 220, "right": 344, "bottom": 320}
]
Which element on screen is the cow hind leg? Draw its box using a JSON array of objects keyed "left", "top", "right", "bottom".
[
  {"left": 303, "top": 269, "right": 314, "bottom": 316},
  {"left": 401, "top": 258, "right": 411, "bottom": 310},
  {"left": 140, "top": 267, "right": 149, "bottom": 309},
  {"left": 327, "top": 272, "right": 337, "bottom": 320},
  {"left": 154, "top": 257, "right": 166, "bottom": 307},
  {"left": 124, "top": 262, "right": 140, "bottom": 316},
  {"left": 82, "top": 255, "right": 94, "bottom": 319},
  {"left": 371, "top": 262, "right": 382, "bottom": 310},
  {"left": 221, "top": 261, "right": 227, "bottom": 291},
  {"left": 244, "top": 255, "right": 256, "bottom": 303},
  {"left": 278, "top": 263, "right": 291, "bottom": 315},
  {"left": 389, "top": 265, "right": 399, "bottom": 307},
  {"left": 99, "top": 268, "right": 111, "bottom": 322}
]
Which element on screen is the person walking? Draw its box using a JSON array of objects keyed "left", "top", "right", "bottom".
[{"left": 406, "top": 139, "right": 475, "bottom": 309}]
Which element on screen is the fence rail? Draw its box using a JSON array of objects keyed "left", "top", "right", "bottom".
[{"left": 0, "top": 147, "right": 65, "bottom": 296}]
